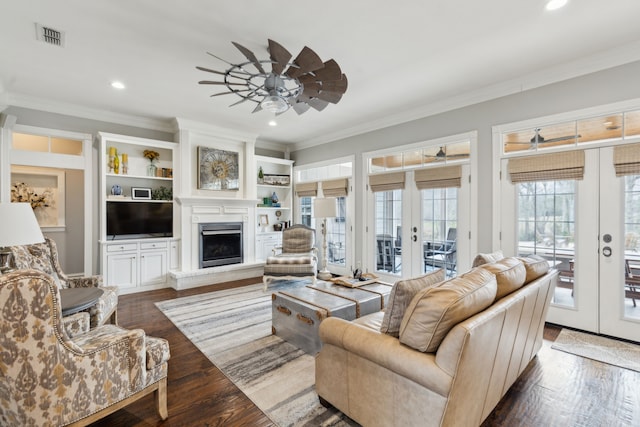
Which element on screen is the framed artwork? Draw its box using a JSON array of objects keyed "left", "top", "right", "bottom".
[
  {"left": 11, "top": 165, "right": 66, "bottom": 228},
  {"left": 259, "top": 214, "right": 269, "bottom": 225},
  {"left": 197, "top": 146, "right": 239, "bottom": 190}
]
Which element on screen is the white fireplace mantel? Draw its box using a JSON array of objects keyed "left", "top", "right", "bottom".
[{"left": 172, "top": 195, "right": 262, "bottom": 290}]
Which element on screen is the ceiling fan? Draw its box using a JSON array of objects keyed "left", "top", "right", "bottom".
[
  {"left": 424, "top": 147, "right": 470, "bottom": 162},
  {"left": 197, "top": 39, "right": 348, "bottom": 115},
  {"left": 505, "top": 128, "right": 581, "bottom": 149}
]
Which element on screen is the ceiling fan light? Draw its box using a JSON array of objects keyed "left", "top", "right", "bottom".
[{"left": 260, "top": 95, "right": 289, "bottom": 113}]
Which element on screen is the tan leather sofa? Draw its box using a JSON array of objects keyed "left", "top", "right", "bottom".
[{"left": 315, "top": 255, "right": 558, "bottom": 427}]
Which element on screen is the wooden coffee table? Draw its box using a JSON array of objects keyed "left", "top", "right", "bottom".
[{"left": 60, "top": 288, "right": 103, "bottom": 316}]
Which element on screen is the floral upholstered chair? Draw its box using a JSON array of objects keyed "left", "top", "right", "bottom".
[
  {"left": 9, "top": 237, "right": 118, "bottom": 328},
  {"left": 0, "top": 269, "right": 170, "bottom": 426},
  {"left": 263, "top": 224, "right": 318, "bottom": 290}
]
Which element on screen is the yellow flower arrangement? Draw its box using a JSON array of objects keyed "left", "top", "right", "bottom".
[{"left": 143, "top": 150, "right": 160, "bottom": 162}]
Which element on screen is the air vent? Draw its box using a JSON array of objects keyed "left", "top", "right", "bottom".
[{"left": 35, "top": 23, "right": 65, "bottom": 47}]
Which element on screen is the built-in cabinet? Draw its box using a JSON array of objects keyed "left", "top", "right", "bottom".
[
  {"left": 98, "top": 132, "right": 178, "bottom": 294},
  {"left": 255, "top": 156, "right": 294, "bottom": 261}
]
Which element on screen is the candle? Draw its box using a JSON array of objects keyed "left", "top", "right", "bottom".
[
  {"left": 122, "top": 153, "right": 128, "bottom": 162},
  {"left": 109, "top": 146, "right": 116, "bottom": 156}
]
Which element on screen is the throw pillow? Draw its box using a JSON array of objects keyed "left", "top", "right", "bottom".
[
  {"left": 399, "top": 268, "right": 497, "bottom": 353},
  {"left": 380, "top": 269, "right": 445, "bottom": 337},
  {"left": 517, "top": 255, "right": 550, "bottom": 284},
  {"left": 479, "top": 257, "right": 526, "bottom": 301},
  {"left": 472, "top": 249, "right": 505, "bottom": 267}
]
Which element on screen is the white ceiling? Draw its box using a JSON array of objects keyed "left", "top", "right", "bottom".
[{"left": 1, "top": 1, "right": 640, "bottom": 150}]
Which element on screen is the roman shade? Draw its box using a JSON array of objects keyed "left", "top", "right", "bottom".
[
  {"left": 322, "top": 178, "right": 349, "bottom": 197},
  {"left": 613, "top": 143, "right": 640, "bottom": 176},
  {"left": 507, "top": 150, "right": 585, "bottom": 183},
  {"left": 369, "top": 171, "right": 406, "bottom": 192},
  {"left": 295, "top": 181, "right": 318, "bottom": 197},
  {"left": 414, "top": 165, "right": 462, "bottom": 189}
]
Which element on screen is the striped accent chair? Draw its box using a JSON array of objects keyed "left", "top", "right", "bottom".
[
  {"left": 9, "top": 237, "right": 118, "bottom": 328},
  {"left": 263, "top": 224, "right": 318, "bottom": 290}
]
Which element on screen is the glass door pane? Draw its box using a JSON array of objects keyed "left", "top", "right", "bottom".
[
  {"left": 374, "top": 190, "right": 402, "bottom": 275},
  {"left": 422, "top": 187, "right": 458, "bottom": 278},
  {"left": 623, "top": 175, "right": 640, "bottom": 320},
  {"left": 516, "top": 180, "right": 576, "bottom": 307},
  {"left": 326, "top": 196, "right": 347, "bottom": 267}
]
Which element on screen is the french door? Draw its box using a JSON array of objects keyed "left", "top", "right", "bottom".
[
  {"left": 368, "top": 166, "right": 471, "bottom": 282},
  {"left": 501, "top": 146, "right": 640, "bottom": 342}
]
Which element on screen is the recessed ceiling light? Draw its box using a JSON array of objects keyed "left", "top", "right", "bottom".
[
  {"left": 111, "top": 81, "right": 125, "bottom": 90},
  {"left": 268, "top": 120, "right": 277, "bottom": 127},
  {"left": 546, "top": 0, "right": 568, "bottom": 11}
]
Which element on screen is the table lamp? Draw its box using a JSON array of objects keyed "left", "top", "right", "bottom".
[
  {"left": 313, "top": 197, "right": 337, "bottom": 280},
  {"left": 0, "top": 203, "right": 45, "bottom": 274}
]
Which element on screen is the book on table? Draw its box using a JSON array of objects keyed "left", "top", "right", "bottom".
[{"left": 330, "top": 273, "right": 380, "bottom": 288}]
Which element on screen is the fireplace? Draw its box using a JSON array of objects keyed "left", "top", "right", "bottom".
[{"left": 199, "top": 222, "right": 243, "bottom": 268}]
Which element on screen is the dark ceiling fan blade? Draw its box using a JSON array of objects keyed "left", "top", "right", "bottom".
[
  {"left": 231, "top": 41, "right": 266, "bottom": 74},
  {"left": 268, "top": 39, "right": 292, "bottom": 75},
  {"left": 321, "top": 74, "right": 348, "bottom": 94},
  {"left": 198, "top": 80, "right": 246, "bottom": 86},
  {"left": 286, "top": 46, "right": 324, "bottom": 78},
  {"left": 316, "top": 90, "right": 342, "bottom": 104},
  {"left": 302, "top": 82, "right": 321, "bottom": 98},
  {"left": 314, "top": 59, "right": 342, "bottom": 81}
]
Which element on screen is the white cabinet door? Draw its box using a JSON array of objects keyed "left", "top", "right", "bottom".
[
  {"left": 139, "top": 250, "right": 167, "bottom": 286},
  {"left": 106, "top": 252, "right": 137, "bottom": 289},
  {"left": 256, "top": 233, "right": 282, "bottom": 261}
]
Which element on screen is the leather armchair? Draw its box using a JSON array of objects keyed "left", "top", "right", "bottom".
[
  {"left": 0, "top": 269, "right": 169, "bottom": 426},
  {"left": 9, "top": 237, "right": 118, "bottom": 327}
]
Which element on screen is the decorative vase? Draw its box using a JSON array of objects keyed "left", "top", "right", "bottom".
[
  {"left": 258, "top": 166, "right": 264, "bottom": 184},
  {"left": 147, "top": 162, "right": 157, "bottom": 177},
  {"left": 271, "top": 191, "right": 279, "bottom": 204},
  {"left": 113, "top": 153, "right": 120, "bottom": 174}
]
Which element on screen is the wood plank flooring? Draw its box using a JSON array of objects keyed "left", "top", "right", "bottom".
[{"left": 91, "top": 278, "right": 640, "bottom": 426}]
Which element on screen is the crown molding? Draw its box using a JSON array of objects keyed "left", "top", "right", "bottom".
[
  {"left": 172, "top": 117, "right": 258, "bottom": 143},
  {"left": 290, "top": 40, "right": 640, "bottom": 152},
  {"left": 4, "top": 92, "right": 176, "bottom": 133}
]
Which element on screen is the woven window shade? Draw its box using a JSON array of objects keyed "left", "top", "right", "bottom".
[
  {"left": 295, "top": 182, "right": 318, "bottom": 197},
  {"left": 414, "top": 165, "right": 462, "bottom": 189},
  {"left": 614, "top": 143, "right": 640, "bottom": 176},
  {"left": 369, "top": 171, "right": 406, "bottom": 192},
  {"left": 508, "top": 150, "right": 585, "bottom": 183},
  {"left": 322, "top": 178, "right": 348, "bottom": 197}
]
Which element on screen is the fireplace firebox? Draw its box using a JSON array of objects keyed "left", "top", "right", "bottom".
[{"left": 199, "top": 222, "right": 243, "bottom": 268}]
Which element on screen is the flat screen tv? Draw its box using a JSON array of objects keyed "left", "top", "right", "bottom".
[{"left": 107, "top": 201, "right": 173, "bottom": 240}]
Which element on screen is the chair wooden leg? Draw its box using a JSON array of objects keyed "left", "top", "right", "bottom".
[
  {"left": 263, "top": 276, "right": 270, "bottom": 291},
  {"left": 156, "top": 377, "right": 168, "bottom": 420}
]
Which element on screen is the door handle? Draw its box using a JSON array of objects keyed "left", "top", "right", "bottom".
[
  {"left": 412, "top": 235, "right": 417, "bottom": 242},
  {"left": 602, "top": 246, "right": 612, "bottom": 257}
]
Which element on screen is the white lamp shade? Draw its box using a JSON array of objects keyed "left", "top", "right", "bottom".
[
  {"left": 0, "top": 203, "right": 45, "bottom": 246},
  {"left": 313, "top": 197, "right": 337, "bottom": 218}
]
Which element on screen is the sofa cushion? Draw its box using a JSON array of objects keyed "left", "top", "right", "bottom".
[
  {"left": 380, "top": 269, "right": 445, "bottom": 337},
  {"left": 399, "top": 268, "right": 497, "bottom": 353},
  {"left": 472, "top": 249, "right": 505, "bottom": 267},
  {"left": 518, "top": 255, "right": 550, "bottom": 284},
  {"left": 479, "top": 257, "right": 526, "bottom": 301}
]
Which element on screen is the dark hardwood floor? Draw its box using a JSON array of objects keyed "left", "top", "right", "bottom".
[{"left": 92, "top": 278, "right": 640, "bottom": 427}]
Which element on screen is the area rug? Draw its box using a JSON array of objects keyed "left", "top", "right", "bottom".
[
  {"left": 155, "top": 281, "right": 357, "bottom": 427},
  {"left": 551, "top": 328, "right": 640, "bottom": 372}
]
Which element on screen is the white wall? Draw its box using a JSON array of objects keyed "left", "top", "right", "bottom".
[{"left": 290, "top": 60, "right": 640, "bottom": 259}]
